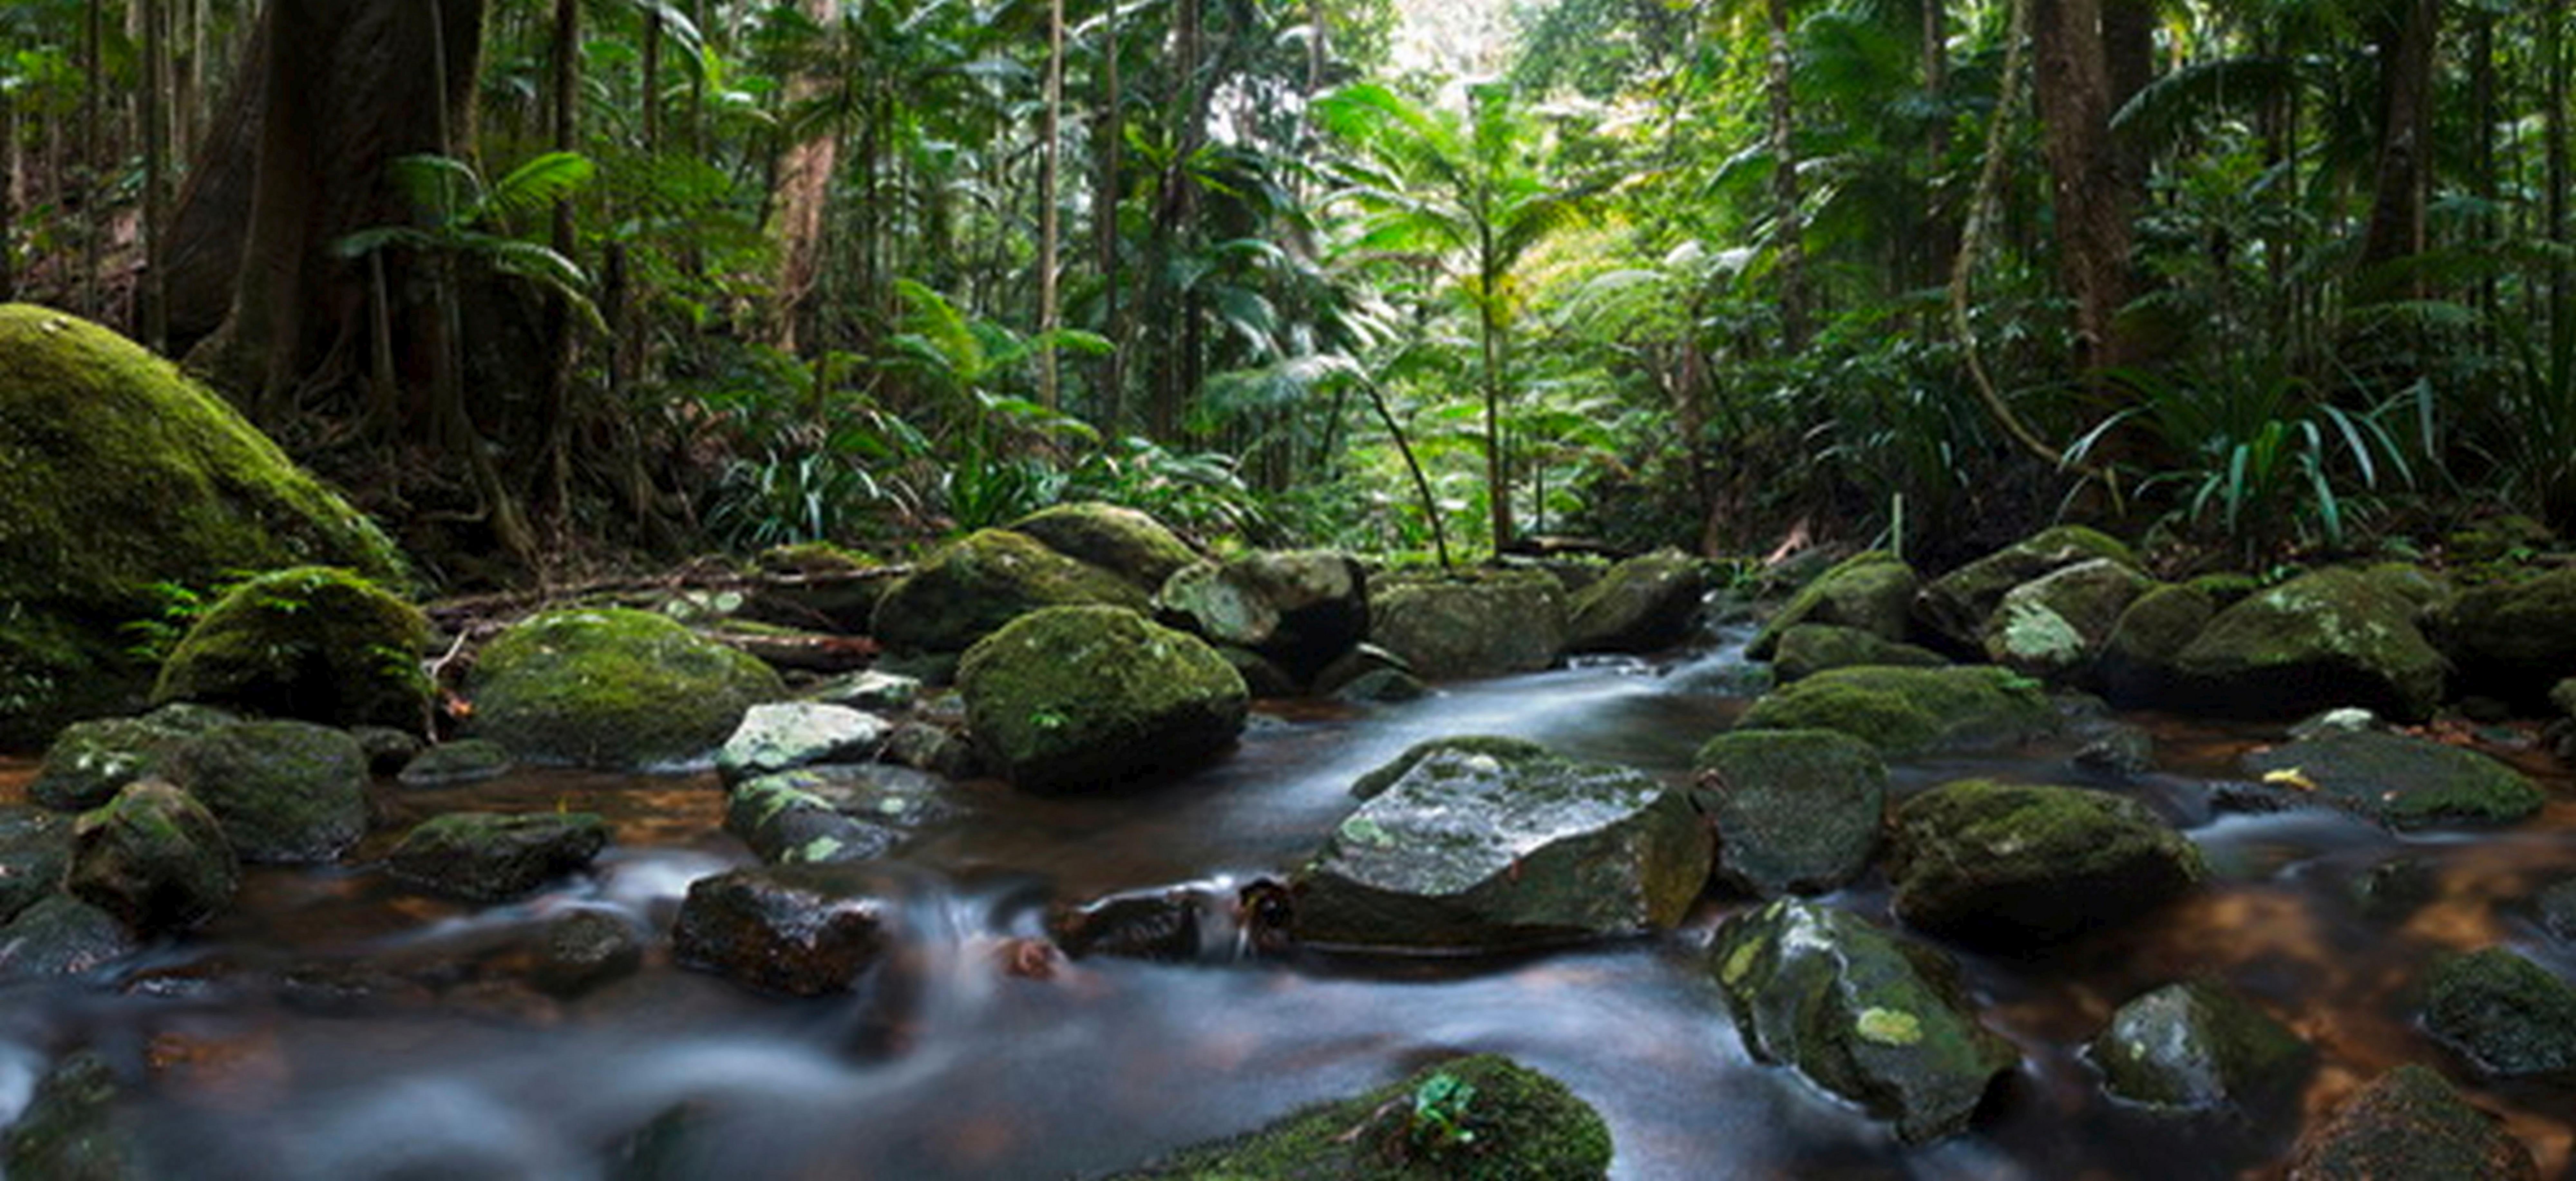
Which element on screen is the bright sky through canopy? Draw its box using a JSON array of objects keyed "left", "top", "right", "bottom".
[{"left": 1390, "top": 0, "right": 1516, "bottom": 77}]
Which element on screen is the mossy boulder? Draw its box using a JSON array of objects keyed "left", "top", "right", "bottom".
[
  {"left": 1564, "top": 549, "right": 1707, "bottom": 654},
  {"left": 386, "top": 812, "right": 611, "bottom": 901},
  {"left": 2173, "top": 567, "right": 2448, "bottom": 721},
  {"left": 1690, "top": 729, "right": 1886, "bottom": 896},
  {"left": 1979, "top": 558, "right": 2152, "bottom": 685},
  {"left": 870, "top": 528, "right": 1148, "bottom": 653},
  {"left": 1158, "top": 550, "right": 1370, "bottom": 682},
  {"left": 468, "top": 607, "right": 785, "bottom": 771},
  {"left": 2098, "top": 583, "right": 2216, "bottom": 708},
  {"left": 1770, "top": 624, "right": 1948, "bottom": 683},
  {"left": 1887, "top": 780, "right": 2206, "bottom": 947},
  {"left": 724, "top": 764, "right": 959, "bottom": 864},
  {"left": 2433, "top": 565, "right": 2576, "bottom": 707},
  {"left": 26, "top": 703, "right": 236, "bottom": 811},
  {"left": 1368, "top": 569, "right": 1567, "bottom": 680},
  {"left": 1734, "top": 665, "right": 2057, "bottom": 759},
  {"left": 395, "top": 738, "right": 514, "bottom": 788},
  {"left": 2421, "top": 947, "right": 2576, "bottom": 1078},
  {"left": 2089, "top": 980, "right": 2310, "bottom": 1111},
  {"left": 1, "top": 1051, "right": 150, "bottom": 1181},
  {"left": 1912, "top": 525, "right": 2137, "bottom": 652},
  {"left": 1113, "top": 1054, "right": 1613, "bottom": 1180},
  {"left": 150, "top": 566, "right": 431, "bottom": 730},
  {"left": 958, "top": 605, "right": 1247, "bottom": 793},
  {"left": 0, "top": 305, "right": 408, "bottom": 747},
  {"left": 1747, "top": 551, "right": 1919, "bottom": 661},
  {"left": 0, "top": 895, "right": 137, "bottom": 980},
  {"left": 1292, "top": 737, "right": 1710, "bottom": 951},
  {"left": 2285, "top": 1065, "right": 2538, "bottom": 1180},
  {"left": 1710, "top": 899, "right": 2019, "bottom": 1144},
  {"left": 164, "top": 719, "right": 370, "bottom": 863},
  {"left": 0, "top": 807, "right": 72, "bottom": 925},
  {"left": 66, "top": 779, "right": 241, "bottom": 934},
  {"left": 1006, "top": 502, "right": 1200, "bottom": 593},
  {"left": 714, "top": 702, "right": 893, "bottom": 786},
  {"left": 670, "top": 864, "right": 894, "bottom": 996},
  {"left": 2239, "top": 730, "right": 2544, "bottom": 830}
]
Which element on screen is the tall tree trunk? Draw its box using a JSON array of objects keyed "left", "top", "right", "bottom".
[
  {"left": 1919, "top": 0, "right": 1953, "bottom": 296},
  {"left": 1765, "top": 0, "right": 1808, "bottom": 350},
  {"left": 765, "top": 0, "right": 836, "bottom": 351},
  {"left": 1036, "top": 0, "right": 1065, "bottom": 410},
  {"left": 2356, "top": 0, "right": 2438, "bottom": 301},
  {"left": 83, "top": 0, "right": 103, "bottom": 318},
  {"left": 1094, "top": 0, "right": 1126, "bottom": 431},
  {"left": 2546, "top": 0, "right": 2568, "bottom": 346},
  {"left": 0, "top": 85, "right": 15, "bottom": 302},
  {"left": 537, "top": 0, "right": 580, "bottom": 515},
  {"left": 2471, "top": 7, "right": 2495, "bottom": 336},
  {"left": 142, "top": 0, "right": 170, "bottom": 351},
  {"left": 2031, "top": 0, "right": 2138, "bottom": 373},
  {"left": 163, "top": 15, "right": 269, "bottom": 351}
]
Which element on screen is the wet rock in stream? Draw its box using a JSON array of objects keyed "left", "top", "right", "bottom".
[
  {"left": 713, "top": 701, "right": 893, "bottom": 785},
  {"left": 2088, "top": 980, "right": 2311, "bottom": 1112},
  {"left": 958, "top": 605, "right": 1247, "bottom": 793},
  {"left": 0, "top": 894, "right": 137, "bottom": 979},
  {"left": 1887, "top": 780, "right": 2205, "bottom": 948},
  {"left": 394, "top": 737, "right": 514, "bottom": 787},
  {"left": 1562, "top": 548, "right": 1706, "bottom": 654},
  {"left": 162, "top": 719, "right": 370, "bottom": 863},
  {"left": 0, "top": 806, "right": 73, "bottom": 925},
  {"left": 1769, "top": 623, "right": 1947, "bottom": 683},
  {"left": 2285, "top": 1064, "right": 2537, "bottom": 1180},
  {"left": 1690, "top": 728, "right": 1885, "bottom": 897},
  {"left": 1, "top": 1050, "right": 152, "bottom": 1180},
  {"left": 2420, "top": 947, "right": 2576, "bottom": 1078},
  {"left": 1912, "top": 525, "right": 2139, "bottom": 654},
  {"left": 2172, "top": 567, "right": 2449, "bottom": 722},
  {"left": 1733, "top": 664, "right": 2058, "bottom": 760},
  {"left": 2239, "top": 729, "right": 2544, "bottom": 830},
  {"left": 670, "top": 865, "right": 894, "bottom": 996},
  {"left": 385, "top": 811, "right": 611, "bottom": 901},
  {"left": 147, "top": 565, "right": 433, "bottom": 730},
  {"left": 66, "top": 780, "right": 240, "bottom": 934},
  {"left": 1367, "top": 568, "right": 1568, "bottom": 680},
  {"left": 466, "top": 606, "right": 785, "bottom": 771},
  {"left": 1156, "top": 548, "right": 1370, "bottom": 683},
  {"left": 724, "top": 764, "right": 958, "bottom": 865},
  {"left": 1747, "top": 550, "right": 1920, "bottom": 661},
  {"left": 27, "top": 704, "right": 235, "bottom": 813},
  {"left": 533, "top": 906, "right": 647, "bottom": 996}
]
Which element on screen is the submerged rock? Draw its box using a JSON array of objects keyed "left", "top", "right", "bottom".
[
  {"left": 149, "top": 566, "right": 432, "bottom": 730},
  {"left": 468, "top": 607, "right": 784, "bottom": 771},
  {"left": 714, "top": 702, "right": 893, "bottom": 786},
  {"left": 1292, "top": 737, "right": 1709, "bottom": 952},
  {"left": 958, "top": 605, "right": 1247, "bottom": 793},
  {"left": 2285, "top": 1064, "right": 2537, "bottom": 1180},
  {"left": 28, "top": 704, "right": 236, "bottom": 812},
  {"left": 1733, "top": 665, "right": 2056, "bottom": 759},
  {"left": 2089, "top": 981, "right": 2310, "bottom": 1111},
  {"left": 2535, "top": 877, "right": 2576, "bottom": 942},
  {"left": 1770, "top": 624, "right": 1947, "bottom": 683},
  {"left": 670, "top": 865, "right": 894, "bottom": 996},
  {"left": 1710, "top": 899, "right": 2019, "bottom": 1144},
  {"left": 0, "top": 807, "right": 72, "bottom": 925},
  {"left": 1913, "top": 525, "right": 2137, "bottom": 653},
  {"left": 1049, "top": 883, "right": 1232, "bottom": 962},
  {"left": 395, "top": 738, "right": 515, "bottom": 788},
  {"left": 1368, "top": 569, "right": 1567, "bottom": 680},
  {"left": 1691, "top": 729, "right": 1885, "bottom": 897},
  {"left": 533, "top": 907, "right": 646, "bottom": 997},
  {"left": 1112, "top": 1053, "right": 1613, "bottom": 1179},
  {"left": 2173, "top": 567, "right": 2448, "bottom": 721},
  {"left": 66, "top": 780, "right": 240, "bottom": 934},
  {"left": 871, "top": 528, "right": 1148, "bottom": 654},
  {"left": 0, "top": 895, "right": 138, "bottom": 979},
  {"left": 721, "top": 765, "right": 960, "bottom": 865},
  {"left": 165, "top": 719, "right": 370, "bottom": 863},
  {"left": 386, "top": 812, "right": 611, "bottom": 901},
  {"left": 1747, "top": 551, "right": 1919, "bottom": 661},
  {"left": 2421, "top": 947, "right": 2576, "bottom": 1078},
  {"left": 1564, "top": 549, "right": 1706, "bottom": 654},
  {"left": 1887, "top": 780, "right": 2205, "bottom": 947},
  {"left": 1, "top": 1050, "right": 150, "bottom": 1180},
  {"left": 2238, "top": 730, "right": 2543, "bottom": 830}
]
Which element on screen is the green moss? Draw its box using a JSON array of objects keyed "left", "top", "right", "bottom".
[
  {"left": 1770, "top": 624, "right": 1947, "bottom": 682},
  {"left": 1888, "top": 780, "right": 2206, "bottom": 945},
  {"left": 1735, "top": 665, "right": 2054, "bottom": 758},
  {"left": 150, "top": 566, "right": 431, "bottom": 729},
  {"left": 0, "top": 306, "right": 408, "bottom": 746},
  {"left": 958, "top": 605, "right": 1247, "bottom": 792},
  {"left": 1747, "top": 550, "right": 1918, "bottom": 660},
  {"left": 2175, "top": 567, "right": 2448, "bottom": 721},
  {"left": 1915, "top": 526, "right": 2136, "bottom": 649},
  {"left": 469, "top": 607, "right": 784, "bottom": 771},
  {"left": 872, "top": 529, "right": 1149, "bottom": 653},
  {"left": 1006, "top": 502, "right": 1199, "bottom": 592},
  {"left": 1351, "top": 736, "right": 1554, "bottom": 799}
]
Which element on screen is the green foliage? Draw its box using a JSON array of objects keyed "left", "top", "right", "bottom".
[
  {"left": 335, "top": 152, "right": 604, "bottom": 330},
  {"left": 1407, "top": 1071, "right": 1480, "bottom": 1154}
]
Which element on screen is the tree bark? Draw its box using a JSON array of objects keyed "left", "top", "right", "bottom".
[
  {"left": 766, "top": 0, "right": 837, "bottom": 351},
  {"left": 1765, "top": 0, "right": 1808, "bottom": 350},
  {"left": 1036, "top": 0, "right": 1065, "bottom": 410},
  {"left": 163, "top": 15, "right": 269, "bottom": 351},
  {"left": 2356, "top": 0, "right": 2438, "bottom": 299},
  {"left": 2030, "top": 0, "right": 2137, "bottom": 373}
]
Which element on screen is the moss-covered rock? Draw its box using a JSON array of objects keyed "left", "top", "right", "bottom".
[
  {"left": 0, "top": 807, "right": 71, "bottom": 925},
  {"left": 1913, "top": 525, "right": 2137, "bottom": 652},
  {"left": 395, "top": 738, "right": 515, "bottom": 788},
  {"left": 66, "top": 779, "right": 240, "bottom": 934},
  {"left": 1006, "top": 502, "right": 1200, "bottom": 593},
  {"left": 2432, "top": 565, "right": 2576, "bottom": 708},
  {"left": 1159, "top": 550, "right": 1370, "bottom": 682},
  {"left": 1710, "top": 899, "right": 2019, "bottom": 1144},
  {"left": 2098, "top": 583, "right": 2216, "bottom": 708},
  {"left": 1292, "top": 737, "right": 1710, "bottom": 952},
  {"left": 714, "top": 702, "right": 893, "bottom": 786},
  {"left": 1979, "top": 558, "right": 2152, "bottom": 685},
  {"left": 1113, "top": 1054, "right": 1613, "bottom": 1180},
  {"left": 2174, "top": 567, "right": 2448, "bottom": 721},
  {"left": 164, "top": 719, "right": 370, "bottom": 863},
  {"left": 0, "top": 894, "right": 137, "bottom": 980},
  {"left": 1368, "top": 569, "right": 1567, "bottom": 680},
  {"left": 468, "top": 607, "right": 784, "bottom": 771},
  {"left": 871, "top": 528, "right": 1148, "bottom": 653},
  {"left": 1747, "top": 551, "right": 1919, "bottom": 661},
  {"left": 27, "top": 704, "right": 237, "bottom": 813},
  {"left": 2421, "top": 947, "right": 2576, "bottom": 1078},
  {"left": 1563, "top": 549, "right": 1706, "bottom": 654},
  {"left": 0, "top": 1050, "right": 151, "bottom": 1180},
  {"left": 724, "top": 764, "right": 959, "bottom": 865},
  {"left": 1888, "top": 780, "right": 2205, "bottom": 947},
  {"left": 386, "top": 811, "right": 611, "bottom": 901},
  {"left": 1733, "top": 665, "right": 2057, "bottom": 759},
  {"left": 2089, "top": 980, "right": 2310, "bottom": 1111},
  {"left": 1770, "top": 624, "right": 1948, "bottom": 683},
  {"left": 670, "top": 864, "right": 893, "bottom": 996},
  {"left": 959, "top": 605, "right": 1247, "bottom": 792},
  {"left": 0, "top": 305, "right": 408, "bottom": 747},
  {"left": 2239, "top": 730, "right": 2544, "bottom": 830},
  {"left": 1691, "top": 729, "right": 1886, "bottom": 896},
  {"left": 2285, "top": 1065, "right": 2538, "bottom": 1180},
  {"left": 149, "top": 566, "right": 431, "bottom": 730}
]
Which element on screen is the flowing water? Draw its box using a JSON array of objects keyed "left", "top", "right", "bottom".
[{"left": 3, "top": 640, "right": 2573, "bottom": 1180}]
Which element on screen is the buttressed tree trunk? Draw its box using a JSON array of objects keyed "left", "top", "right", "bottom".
[{"left": 2030, "top": 0, "right": 2137, "bottom": 374}]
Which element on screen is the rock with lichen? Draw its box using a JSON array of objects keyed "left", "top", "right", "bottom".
[
  {"left": 467, "top": 607, "right": 784, "bottom": 771},
  {"left": 958, "top": 605, "right": 1246, "bottom": 793}
]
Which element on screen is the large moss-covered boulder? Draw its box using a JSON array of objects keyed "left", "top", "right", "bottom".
[
  {"left": 1913, "top": 525, "right": 2137, "bottom": 652},
  {"left": 1887, "top": 780, "right": 2205, "bottom": 947},
  {"left": 1006, "top": 502, "right": 1200, "bottom": 593},
  {"left": 66, "top": 779, "right": 241, "bottom": 934},
  {"left": 870, "top": 528, "right": 1147, "bottom": 653},
  {"left": 0, "top": 807, "right": 71, "bottom": 925},
  {"left": 1710, "top": 900, "right": 2019, "bottom": 1144},
  {"left": 1368, "top": 569, "right": 1567, "bottom": 680},
  {"left": 1114, "top": 1054, "right": 1613, "bottom": 1180},
  {"left": 1292, "top": 737, "right": 1709, "bottom": 951},
  {"left": 2239, "top": 731, "right": 2544, "bottom": 830},
  {"left": 0, "top": 305, "right": 408, "bottom": 747},
  {"left": 1979, "top": 558, "right": 2152, "bottom": 685},
  {"left": 1771, "top": 624, "right": 1947, "bottom": 683},
  {"left": 1691, "top": 729, "right": 1885, "bottom": 896},
  {"left": 2434, "top": 565, "right": 2576, "bottom": 707},
  {"left": 2173, "top": 567, "right": 2448, "bottom": 721},
  {"left": 958, "top": 605, "right": 1247, "bottom": 793},
  {"left": 1564, "top": 549, "right": 1707, "bottom": 654},
  {"left": 386, "top": 811, "right": 611, "bottom": 901},
  {"left": 2285, "top": 1065, "right": 2538, "bottom": 1180},
  {"left": 2098, "top": 583, "right": 2216, "bottom": 708},
  {"left": 25, "top": 705, "right": 236, "bottom": 811},
  {"left": 1157, "top": 550, "right": 1370, "bottom": 682},
  {"left": 150, "top": 566, "right": 431, "bottom": 730},
  {"left": 164, "top": 719, "right": 369, "bottom": 863},
  {"left": 1747, "top": 551, "right": 1919, "bottom": 661},
  {"left": 670, "top": 864, "right": 894, "bottom": 996},
  {"left": 1734, "top": 665, "right": 2056, "bottom": 759},
  {"left": 468, "top": 607, "right": 784, "bottom": 771},
  {"left": 2090, "top": 981, "right": 2311, "bottom": 1111},
  {"left": 2421, "top": 948, "right": 2576, "bottom": 1078}
]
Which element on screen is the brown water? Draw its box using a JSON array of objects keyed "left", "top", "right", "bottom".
[{"left": 3, "top": 645, "right": 2572, "bottom": 1180}]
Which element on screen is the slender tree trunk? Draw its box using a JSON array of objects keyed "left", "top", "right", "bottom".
[
  {"left": 537, "top": 0, "right": 580, "bottom": 515},
  {"left": 2546, "top": 0, "right": 2569, "bottom": 346},
  {"left": 765, "top": 0, "right": 836, "bottom": 350},
  {"left": 83, "top": 0, "right": 103, "bottom": 318},
  {"left": 2471, "top": 8, "right": 2495, "bottom": 337},
  {"left": 1094, "top": 0, "right": 1126, "bottom": 431},
  {"left": 1480, "top": 226, "right": 1513, "bottom": 553},
  {"left": 1, "top": 85, "right": 15, "bottom": 302},
  {"left": 142, "top": 0, "right": 170, "bottom": 351},
  {"left": 2356, "top": 0, "right": 2438, "bottom": 300},
  {"left": 1036, "top": 0, "right": 1065, "bottom": 410},
  {"left": 2031, "top": 0, "right": 2137, "bottom": 373},
  {"left": 1920, "top": 0, "right": 1952, "bottom": 297},
  {"left": 1765, "top": 0, "right": 1808, "bottom": 350}
]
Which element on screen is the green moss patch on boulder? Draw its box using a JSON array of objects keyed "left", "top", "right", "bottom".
[
  {"left": 386, "top": 812, "right": 611, "bottom": 901},
  {"left": 2089, "top": 980, "right": 2310, "bottom": 1111},
  {"left": 1912, "top": 525, "right": 2137, "bottom": 651},
  {"left": 468, "top": 607, "right": 785, "bottom": 771},
  {"left": 2239, "top": 731, "right": 2544, "bottom": 830},
  {"left": 2285, "top": 1065, "right": 2537, "bottom": 1180},
  {"left": 1006, "top": 502, "right": 1200, "bottom": 593},
  {"left": 2421, "top": 947, "right": 2576, "bottom": 1078},
  {"left": 165, "top": 719, "right": 370, "bottom": 863},
  {"left": 0, "top": 305, "right": 408, "bottom": 747},
  {"left": 1734, "top": 665, "right": 2057, "bottom": 759},
  {"left": 2173, "top": 567, "right": 2448, "bottom": 722},
  {"left": 1710, "top": 899, "right": 2019, "bottom": 1144},
  {"left": 871, "top": 529, "right": 1148, "bottom": 653},
  {"left": 1888, "top": 780, "right": 2206, "bottom": 947},
  {"left": 1368, "top": 569, "right": 1568, "bottom": 681},
  {"left": 26, "top": 703, "right": 236, "bottom": 812},
  {"left": 1691, "top": 729, "right": 1886, "bottom": 896},
  {"left": 1747, "top": 551, "right": 1919, "bottom": 661},
  {"left": 150, "top": 566, "right": 430, "bottom": 731},
  {"left": 66, "top": 779, "right": 241, "bottom": 934},
  {"left": 1770, "top": 624, "right": 1948, "bottom": 683},
  {"left": 1112, "top": 1053, "right": 1613, "bottom": 1180},
  {"left": 1979, "top": 558, "right": 2151, "bottom": 686},
  {"left": 959, "top": 605, "right": 1247, "bottom": 792},
  {"left": 1564, "top": 549, "right": 1706, "bottom": 654},
  {"left": 395, "top": 738, "right": 514, "bottom": 788}
]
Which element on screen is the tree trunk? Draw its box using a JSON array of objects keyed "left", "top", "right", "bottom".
[
  {"left": 1765, "top": 0, "right": 1808, "bottom": 350},
  {"left": 1036, "top": 0, "right": 1065, "bottom": 410},
  {"left": 2356, "top": 0, "right": 2438, "bottom": 300},
  {"left": 163, "top": 15, "right": 269, "bottom": 352},
  {"left": 0, "top": 85, "right": 14, "bottom": 302},
  {"left": 2546, "top": 0, "right": 2568, "bottom": 345},
  {"left": 1094, "top": 0, "right": 1126, "bottom": 431},
  {"left": 538, "top": 0, "right": 580, "bottom": 515},
  {"left": 1919, "top": 0, "right": 1953, "bottom": 297},
  {"left": 142, "top": 0, "right": 170, "bottom": 352},
  {"left": 765, "top": 0, "right": 837, "bottom": 351},
  {"left": 83, "top": 0, "right": 104, "bottom": 319},
  {"left": 2030, "top": 0, "right": 2137, "bottom": 373}
]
